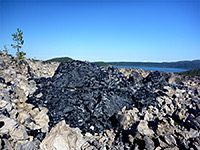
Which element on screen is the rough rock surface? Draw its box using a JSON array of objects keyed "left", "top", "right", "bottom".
[
  {"left": 117, "top": 67, "right": 150, "bottom": 83},
  {"left": 26, "top": 59, "right": 59, "bottom": 78},
  {"left": 0, "top": 51, "right": 57, "bottom": 149},
  {"left": 29, "top": 60, "right": 135, "bottom": 133},
  {"left": 40, "top": 120, "right": 86, "bottom": 150},
  {"left": 0, "top": 51, "right": 200, "bottom": 150}
]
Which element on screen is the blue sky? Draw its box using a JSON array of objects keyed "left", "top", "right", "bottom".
[{"left": 0, "top": 0, "right": 199, "bottom": 62}]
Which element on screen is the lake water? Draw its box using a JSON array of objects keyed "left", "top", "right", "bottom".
[{"left": 114, "top": 66, "right": 188, "bottom": 73}]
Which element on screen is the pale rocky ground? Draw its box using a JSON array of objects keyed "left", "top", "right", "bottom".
[{"left": 0, "top": 51, "right": 199, "bottom": 150}]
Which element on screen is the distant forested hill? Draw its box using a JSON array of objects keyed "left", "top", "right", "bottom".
[
  {"left": 46, "top": 57, "right": 72, "bottom": 62},
  {"left": 92, "top": 62, "right": 110, "bottom": 66},
  {"left": 180, "top": 68, "right": 200, "bottom": 77},
  {"left": 108, "top": 60, "right": 200, "bottom": 69}
]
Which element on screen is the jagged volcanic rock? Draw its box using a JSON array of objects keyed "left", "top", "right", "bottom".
[
  {"left": 1, "top": 51, "right": 200, "bottom": 149},
  {"left": 29, "top": 60, "right": 136, "bottom": 133}
]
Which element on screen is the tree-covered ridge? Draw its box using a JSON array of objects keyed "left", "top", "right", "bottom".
[
  {"left": 108, "top": 60, "right": 200, "bottom": 69},
  {"left": 46, "top": 57, "right": 200, "bottom": 70},
  {"left": 46, "top": 57, "right": 73, "bottom": 62},
  {"left": 92, "top": 61, "right": 110, "bottom": 66},
  {"left": 180, "top": 68, "right": 200, "bottom": 77}
]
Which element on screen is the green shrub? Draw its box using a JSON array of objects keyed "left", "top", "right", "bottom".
[{"left": 174, "top": 121, "right": 179, "bottom": 126}]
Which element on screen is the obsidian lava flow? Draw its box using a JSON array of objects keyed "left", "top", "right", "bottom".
[{"left": 30, "top": 60, "right": 137, "bottom": 133}]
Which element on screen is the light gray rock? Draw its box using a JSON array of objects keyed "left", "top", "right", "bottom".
[
  {"left": 27, "top": 59, "right": 59, "bottom": 78},
  {"left": 193, "top": 142, "right": 200, "bottom": 150},
  {"left": 156, "top": 119, "right": 175, "bottom": 136},
  {"left": 80, "top": 139, "right": 97, "bottom": 150},
  {"left": 155, "top": 147, "right": 162, "bottom": 150},
  {"left": 0, "top": 115, "right": 18, "bottom": 134},
  {"left": 188, "top": 128, "right": 199, "bottom": 139},
  {"left": 32, "top": 107, "right": 49, "bottom": 133},
  {"left": 17, "top": 79, "right": 37, "bottom": 97},
  {"left": 164, "top": 147, "right": 179, "bottom": 150},
  {"left": 158, "top": 137, "right": 168, "bottom": 148},
  {"left": 137, "top": 120, "right": 154, "bottom": 136},
  {"left": 117, "top": 107, "right": 139, "bottom": 130},
  {"left": 168, "top": 73, "right": 182, "bottom": 85},
  {"left": 0, "top": 100, "right": 9, "bottom": 108},
  {"left": 17, "top": 110, "right": 31, "bottom": 124},
  {"left": 144, "top": 106, "right": 158, "bottom": 121},
  {"left": 144, "top": 136, "right": 155, "bottom": 150},
  {"left": 10, "top": 125, "right": 28, "bottom": 141},
  {"left": 0, "top": 139, "right": 13, "bottom": 150},
  {"left": 17, "top": 141, "right": 38, "bottom": 150},
  {"left": 164, "top": 134, "right": 177, "bottom": 146},
  {"left": 0, "top": 58, "right": 6, "bottom": 70},
  {"left": 40, "top": 120, "right": 86, "bottom": 150}
]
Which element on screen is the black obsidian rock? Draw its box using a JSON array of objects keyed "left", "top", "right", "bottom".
[
  {"left": 0, "top": 77, "right": 5, "bottom": 83},
  {"left": 31, "top": 60, "right": 135, "bottom": 133},
  {"left": 0, "top": 121, "right": 4, "bottom": 128}
]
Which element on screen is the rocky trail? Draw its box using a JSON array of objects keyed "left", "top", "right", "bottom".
[{"left": 0, "top": 51, "right": 199, "bottom": 150}]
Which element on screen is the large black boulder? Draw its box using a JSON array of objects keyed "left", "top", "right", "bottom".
[{"left": 30, "top": 60, "right": 135, "bottom": 133}]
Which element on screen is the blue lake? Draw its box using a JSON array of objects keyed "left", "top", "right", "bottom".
[{"left": 114, "top": 66, "right": 188, "bottom": 73}]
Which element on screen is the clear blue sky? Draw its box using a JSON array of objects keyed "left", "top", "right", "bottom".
[{"left": 0, "top": 0, "right": 199, "bottom": 62}]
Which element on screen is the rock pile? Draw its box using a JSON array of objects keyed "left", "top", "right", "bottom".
[
  {"left": 117, "top": 67, "right": 150, "bottom": 83},
  {"left": 0, "top": 51, "right": 58, "bottom": 149},
  {"left": 29, "top": 60, "right": 135, "bottom": 133},
  {"left": 0, "top": 51, "right": 200, "bottom": 150}
]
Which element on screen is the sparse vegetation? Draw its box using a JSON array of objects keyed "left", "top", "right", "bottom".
[
  {"left": 11, "top": 28, "right": 26, "bottom": 62},
  {"left": 3, "top": 45, "right": 9, "bottom": 53},
  {"left": 174, "top": 121, "right": 179, "bottom": 126}
]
